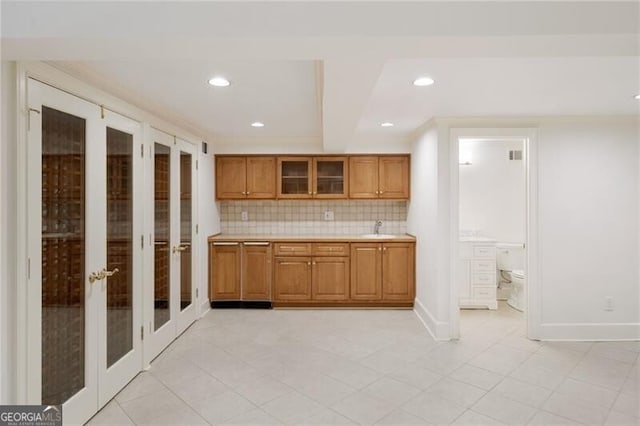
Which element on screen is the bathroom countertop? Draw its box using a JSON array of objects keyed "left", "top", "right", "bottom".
[
  {"left": 208, "top": 233, "right": 416, "bottom": 243},
  {"left": 459, "top": 236, "right": 497, "bottom": 243}
]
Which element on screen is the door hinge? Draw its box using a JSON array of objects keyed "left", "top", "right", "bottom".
[
  {"left": 196, "top": 288, "right": 199, "bottom": 299},
  {"left": 196, "top": 224, "right": 199, "bottom": 234},
  {"left": 196, "top": 160, "right": 198, "bottom": 170},
  {"left": 27, "top": 257, "right": 31, "bottom": 279},
  {"left": 141, "top": 326, "right": 144, "bottom": 341},
  {"left": 141, "top": 144, "right": 144, "bottom": 158},
  {"left": 27, "top": 108, "right": 41, "bottom": 131},
  {"left": 100, "top": 105, "right": 105, "bottom": 119},
  {"left": 141, "top": 235, "right": 144, "bottom": 249}
]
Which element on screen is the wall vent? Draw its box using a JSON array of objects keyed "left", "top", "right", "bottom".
[{"left": 508, "top": 150, "right": 523, "bottom": 161}]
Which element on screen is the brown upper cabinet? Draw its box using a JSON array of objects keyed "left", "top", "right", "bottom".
[
  {"left": 277, "top": 156, "right": 349, "bottom": 199},
  {"left": 349, "top": 156, "right": 410, "bottom": 199},
  {"left": 216, "top": 156, "right": 276, "bottom": 199},
  {"left": 216, "top": 154, "right": 408, "bottom": 200}
]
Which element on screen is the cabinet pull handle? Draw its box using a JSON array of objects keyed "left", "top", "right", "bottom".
[
  {"left": 308, "top": 191, "right": 312, "bottom": 195},
  {"left": 380, "top": 191, "right": 384, "bottom": 195},
  {"left": 383, "top": 247, "right": 387, "bottom": 252},
  {"left": 378, "top": 247, "right": 382, "bottom": 251},
  {"left": 213, "top": 242, "right": 240, "bottom": 246},
  {"left": 246, "top": 191, "right": 251, "bottom": 195},
  {"left": 307, "top": 261, "right": 311, "bottom": 266},
  {"left": 312, "top": 261, "right": 316, "bottom": 265},
  {"left": 244, "top": 242, "right": 269, "bottom": 246}
]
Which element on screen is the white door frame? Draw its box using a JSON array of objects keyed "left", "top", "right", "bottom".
[{"left": 449, "top": 128, "right": 540, "bottom": 340}]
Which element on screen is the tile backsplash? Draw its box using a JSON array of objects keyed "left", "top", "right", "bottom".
[{"left": 220, "top": 200, "right": 407, "bottom": 235}]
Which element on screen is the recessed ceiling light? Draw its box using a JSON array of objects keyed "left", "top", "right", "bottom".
[
  {"left": 251, "top": 122, "right": 265, "bottom": 128},
  {"left": 635, "top": 94, "right": 640, "bottom": 100},
  {"left": 413, "top": 77, "right": 435, "bottom": 87},
  {"left": 380, "top": 122, "right": 394, "bottom": 127},
  {"left": 208, "top": 76, "right": 230, "bottom": 87}
]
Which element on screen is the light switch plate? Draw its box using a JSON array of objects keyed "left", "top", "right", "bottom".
[
  {"left": 324, "top": 210, "right": 334, "bottom": 221},
  {"left": 241, "top": 211, "right": 249, "bottom": 221}
]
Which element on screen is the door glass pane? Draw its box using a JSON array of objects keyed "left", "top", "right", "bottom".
[
  {"left": 106, "top": 128, "right": 133, "bottom": 367},
  {"left": 41, "top": 106, "right": 85, "bottom": 405},
  {"left": 180, "top": 151, "right": 192, "bottom": 310},
  {"left": 154, "top": 143, "right": 170, "bottom": 330},
  {"left": 280, "top": 161, "right": 308, "bottom": 194},
  {"left": 316, "top": 160, "right": 344, "bottom": 195}
]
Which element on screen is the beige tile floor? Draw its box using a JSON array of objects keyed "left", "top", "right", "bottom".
[{"left": 88, "top": 303, "right": 639, "bottom": 425}]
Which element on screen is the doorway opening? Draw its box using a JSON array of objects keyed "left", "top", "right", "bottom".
[{"left": 449, "top": 128, "right": 539, "bottom": 341}]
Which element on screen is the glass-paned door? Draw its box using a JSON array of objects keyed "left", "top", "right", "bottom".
[
  {"left": 99, "top": 113, "right": 143, "bottom": 406},
  {"left": 179, "top": 151, "right": 192, "bottom": 311},
  {"left": 154, "top": 143, "right": 171, "bottom": 330},
  {"left": 27, "top": 79, "right": 143, "bottom": 424},
  {"left": 145, "top": 133, "right": 198, "bottom": 364}
]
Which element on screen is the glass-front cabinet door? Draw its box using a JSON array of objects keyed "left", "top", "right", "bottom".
[
  {"left": 277, "top": 157, "right": 348, "bottom": 199},
  {"left": 313, "top": 157, "right": 348, "bottom": 199},
  {"left": 277, "top": 157, "right": 312, "bottom": 198}
]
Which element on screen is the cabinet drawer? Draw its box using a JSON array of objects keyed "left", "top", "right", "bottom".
[
  {"left": 472, "top": 273, "right": 495, "bottom": 286},
  {"left": 471, "top": 259, "right": 495, "bottom": 272},
  {"left": 473, "top": 246, "right": 496, "bottom": 258},
  {"left": 274, "top": 243, "right": 312, "bottom": 256},
  {"left": 312, "top": 243, "right": 349, "bottom": 256},
  {"left": 472, "top": 286, "right": 496, "bottom": 299}
]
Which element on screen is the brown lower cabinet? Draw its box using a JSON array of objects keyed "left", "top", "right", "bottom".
[
  {"left": 210, "top": 239, "right": 415, "bottom": 307},
  {"left": 210, "top": 242, "right": 272, "bottom": 301},
  {"left": 273, "top": 243, "right": 350, "bottom": 302},
  {"left": 351, "top": 242, "right": 415, "bottom": 302}
]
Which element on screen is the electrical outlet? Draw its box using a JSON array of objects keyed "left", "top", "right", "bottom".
[
  {"left": 605, "top": 296, "right": 614, "bottom": 311},
  {"left": 324, "top": 210, "right": 334, "bottom": 221},
  {"left": 241, "top": 211, "right": 248, "bottom": 221}
]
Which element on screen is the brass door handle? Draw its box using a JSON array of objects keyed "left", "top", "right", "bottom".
[
  {"left": 89, "top": 270, "right": 104, "bottom": 284},
  {"left": 172, "top": 245, "right": 188, "bottom": 253},
  {"left": 101, "top": 267, "right": 120, "bottom": 278}
]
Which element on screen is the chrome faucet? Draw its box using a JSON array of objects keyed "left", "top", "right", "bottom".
[{"left": 374, "top": 220, "right": 383, "bottom": 235}]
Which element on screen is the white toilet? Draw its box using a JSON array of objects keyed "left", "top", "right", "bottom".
[{"left": 496, "top": 243, "right": 526, "bottom": 312}]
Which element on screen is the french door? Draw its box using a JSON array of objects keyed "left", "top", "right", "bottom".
[
  {"left": 27, "top": 79, "right": 143, "bottom": 424},
  {"left": 144, "top": 130, "right": 197, "bottom": 364}
]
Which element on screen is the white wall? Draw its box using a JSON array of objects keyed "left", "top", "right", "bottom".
[
  {"left": 197, "top": 144, "right": 220, "bottom": 313},
  {"left": 1, "top": 61, "right": 17, "bottom": 404},
  {"left": 411, "top": 117, "right": 640, "bottom": 341},
  {"left": 407, "top": 124, "right": 450, "bottom": 339},
  {"left": 459, "top": 139, "right": 526, "bottom": 243},
  {"left": 537, "top": 119, "right": 639, "bottom": 337}
]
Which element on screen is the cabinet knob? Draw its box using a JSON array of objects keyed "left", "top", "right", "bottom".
[
  {"left": 378, "top": 247, "right": 382, "bottom": 251},
  {"left": 307, "top": 261, "right": 311, "bottom": 266},
  {"left": 375, "top": 190, "right": 379, "bottom": 195},
  {"left": 246, "top": 191, "right": 251, "bottom": 195},
  {"left": 308, "top": 191, "right": 312, "bottom": 195},
  {"left": 312, "top": 261, "right": 316, "bottom": 265},
  {"left": 380, "top": 191, "right": 384, "bottom": 195}
]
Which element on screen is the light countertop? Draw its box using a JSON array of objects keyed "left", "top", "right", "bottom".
[{"left": 208, "top": 233, "right": 416, "bottom": 243}]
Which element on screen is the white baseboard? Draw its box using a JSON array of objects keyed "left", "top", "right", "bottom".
[
  {"left": 414, "top": 299, "right": 450, "bottom": 341},
  {"left": 539, "top": 322, "right": 640, "bottom": 341}
]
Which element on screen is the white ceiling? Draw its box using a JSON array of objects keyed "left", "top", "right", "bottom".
[{"left": 2, "top": 1, "right": 639, "bottom": 151}]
